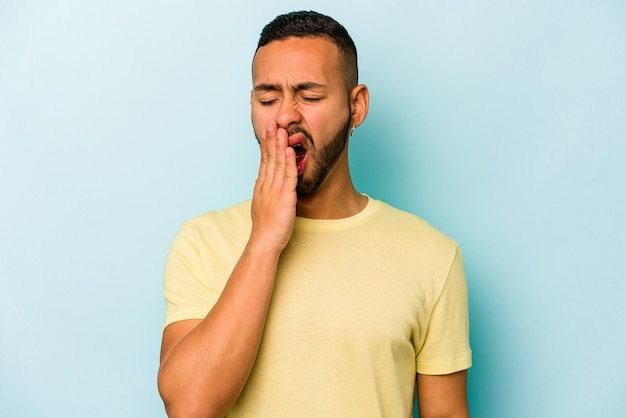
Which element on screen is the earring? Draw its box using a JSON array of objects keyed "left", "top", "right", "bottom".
[{"left": 349, "top": 126, "right": 355, "bottom": 137}]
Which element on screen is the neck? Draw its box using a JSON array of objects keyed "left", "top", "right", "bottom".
[{"left": 295, "top": 159, "right": 367, "bottom": 219}]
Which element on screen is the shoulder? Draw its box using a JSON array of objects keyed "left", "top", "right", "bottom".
[
  {"left": 183, "top": 200, "right": 252, "bottom": 232},
  {"left": 172, "top": 200, "right": 252, "bottom": 250},
  {"left": 371, "top": 199, "right": 460, "bottom": 257}
]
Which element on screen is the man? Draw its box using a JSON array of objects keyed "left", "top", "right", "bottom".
[{"left": 158, "top": 11, "right": 471, "bottom": 418}]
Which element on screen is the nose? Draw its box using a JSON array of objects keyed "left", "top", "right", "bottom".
[{"left": 275, "top": 98, "right": 302, "bottom": 129}]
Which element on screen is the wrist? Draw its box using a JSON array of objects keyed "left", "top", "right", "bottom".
[{"left": 245, "top": 234, "right": 285, "bottom": 261}]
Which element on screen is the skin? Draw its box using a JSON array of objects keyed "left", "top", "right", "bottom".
[
  {"left": 418, "top": 371, "right": 470, "bottom": 418},
  {"left": 157, "top": 36, "right": 469, "bottom": 418}
]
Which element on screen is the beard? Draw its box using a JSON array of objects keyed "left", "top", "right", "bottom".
[
  {"left": 295, "top": 117, "right": 350, "bottom": 196},
  {"left": 253, "top": 116, "right": 352, "bottom": 197}
]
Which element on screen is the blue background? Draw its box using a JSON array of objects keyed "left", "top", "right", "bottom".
[{"left": 1, "top": 1, "right": 624, "bottom": 417}]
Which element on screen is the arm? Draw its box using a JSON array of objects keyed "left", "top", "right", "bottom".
[
  {"left": 157, "top": 121, "right": 298, "bottom": 418},
  {"left": 416, "top": 370, "right": 469, "bottom": 418}
]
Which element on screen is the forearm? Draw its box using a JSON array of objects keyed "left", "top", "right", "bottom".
[{"left": 158, "top": 240, "right": 281, "bottom": 418}]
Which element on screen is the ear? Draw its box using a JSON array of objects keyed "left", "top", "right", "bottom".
[{"left": 349, "top": 84, "right": 369, "bottom": 129}]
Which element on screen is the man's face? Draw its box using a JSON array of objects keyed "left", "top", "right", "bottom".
[{"left": 251, "top": 37, "right": 352, "bottom": 196}]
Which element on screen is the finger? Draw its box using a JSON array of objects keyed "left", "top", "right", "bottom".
[
  {"left": 256, "top": 129, "right": 268, "bottom": 186},
  {"left": 283, "top": 146, "right": 298, "bottom": 189},
  {"left": 271, "top": 127, "right": 288, "bottom": 186},
  {"left": 263, "top": 121, "right": 278, "bottom": 183},
  {"left": 258, "top": 121, "right": 277, "bottom": 187}
]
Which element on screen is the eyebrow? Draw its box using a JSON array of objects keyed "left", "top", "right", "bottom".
[{"left": 253, "top": 82, "right": 328, "bottom": 93}]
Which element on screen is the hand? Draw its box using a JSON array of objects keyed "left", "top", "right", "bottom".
[{"left": 250, "top": 120, "right": 298, "bottom": 252}]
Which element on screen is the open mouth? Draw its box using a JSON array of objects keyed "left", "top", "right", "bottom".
[
  {"left": 288, "top": 132, "right": 309, "bottom": 175},
  {"left": 291, "top": 143, "right": 307, "bottom": 175}
]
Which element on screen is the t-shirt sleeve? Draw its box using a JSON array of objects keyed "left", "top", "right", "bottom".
[
  {"left": 162, "top": 222, "right": 218, "bottom": 329},
  {"left": 416, "top": 246, "right": 472, "bottom": 375}
]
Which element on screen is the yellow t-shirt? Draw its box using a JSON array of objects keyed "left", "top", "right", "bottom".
[{"left": 163, "top": 197, "right": 471, "bottom": 417}]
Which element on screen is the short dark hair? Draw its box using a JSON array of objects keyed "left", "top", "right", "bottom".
[{"left": 256, "top": 11, "right": 358, "bottom": 89}]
